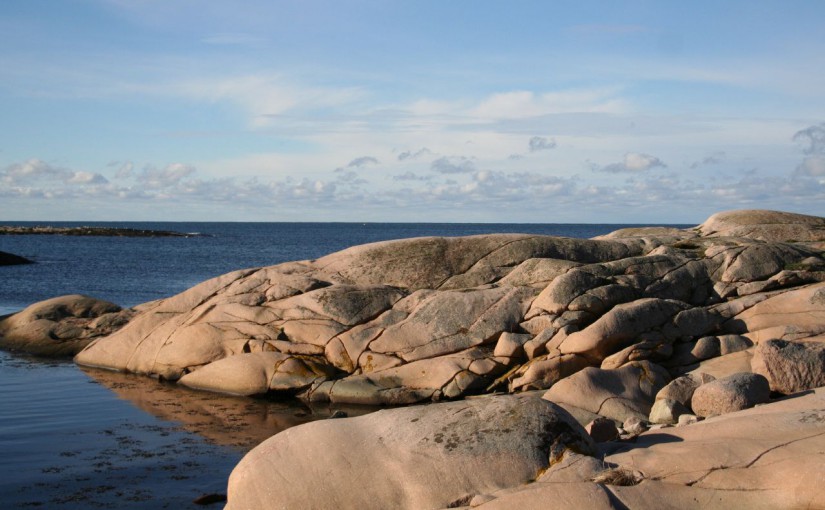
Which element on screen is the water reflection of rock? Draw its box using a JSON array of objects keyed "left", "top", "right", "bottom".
[{"left": 80, "top": 366, "right": 377, "bottom": 451}]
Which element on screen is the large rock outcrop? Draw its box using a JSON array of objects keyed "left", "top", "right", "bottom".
[
  {"left": 2, "top": 209, "right": 821, "bottom": 406},
  {"left": 4, "top": 208, "right": 824, "bottom": 509}
]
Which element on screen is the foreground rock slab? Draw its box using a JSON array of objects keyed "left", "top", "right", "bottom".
[
  {"left": 470, "top": 386, "right": 825, "bottom": 510},
  {"left": 225, "top": 394, "right": 595, "bottom": 510}
]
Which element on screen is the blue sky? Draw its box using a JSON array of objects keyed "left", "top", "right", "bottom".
[{"left": 1, "top": 0, "right": 824, "bottom": 222}]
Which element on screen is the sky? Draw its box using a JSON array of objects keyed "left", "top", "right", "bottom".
[{"left": 1, "top": 0, "right": 824, "bottom": 223}]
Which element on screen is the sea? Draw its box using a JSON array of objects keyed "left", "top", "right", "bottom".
[{"left": 0, "top": 221, "right": 689, "bottom": 509}]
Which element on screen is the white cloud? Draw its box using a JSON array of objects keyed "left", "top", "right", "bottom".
[
  {"left": 136, "top": 163, "right": 196, "bottom": 189},
  {"left": 114, "top": 161, "right": 134, "bottom": 179},
  {"left": 796, "top": 156, "right": 825, "bottom": 177},
  {"left": 0, "top": 159, "right": 107, "bottom": 186},
  {"left": 793, "top": 123, "right": 825, "bottom": 155},
  {"left": 392, "top": 171, "right": 433, "bottom": 182},
  {"left": 67, "top": 171, "right": 108, "bottom": 184},
  {"left": 689, "top": 151, "right": 725, "bottom": 169},
  {"left": 397, "top": 148, "right": 433, "bottom": 161},
  {"left": 470, "top": 88, "right": 628, "bottom": 120},
  {"left": 430, "top": 156, "right": 476, "bottom": 174},
  {"left": 528, "top": 136, "right": 557, "bottom": 152},
  {"left": 346, "top": 156, "right": 378, "bottom": 168},
  {"left": 598, "top": 152, "right": 666, "bottom": 173},
  {"left": 1, "top": 159, "right": 70, "bottom": 183}
]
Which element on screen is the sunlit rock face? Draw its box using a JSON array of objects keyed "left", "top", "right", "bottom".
[
  {"left": 63, "top": 209, "right": 825, "bottom": 406},
  {"left": 0, "top": 294, "right": 132, "bottom": 357},
  {"left": 225, "top": 394, "right": 595, "bottom": 510}
]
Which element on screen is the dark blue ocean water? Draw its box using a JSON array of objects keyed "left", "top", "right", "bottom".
[
  {"left": 0, "top": 221, "right": 669, "bottom": 311},
  {"left": 0, "top": 221, "right": 688, "bottom": 509}
]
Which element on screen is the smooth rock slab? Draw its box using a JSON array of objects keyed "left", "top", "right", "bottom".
[
  {"left": 603, "top": 386, "right": 825, "bottom": 509},
  {"left": 225, "top": 394, "right": 596, "bottom": 510}
]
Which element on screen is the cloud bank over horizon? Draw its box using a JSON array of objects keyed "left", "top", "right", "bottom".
[{"left": 0, "top": 1, "right": 823, "bottom": 222}]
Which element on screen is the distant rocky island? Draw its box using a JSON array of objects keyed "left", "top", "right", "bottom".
[
  {"left": 0, "top": 251, "right": 33, "bottom": 266},
  {"left": 2, "top": 208, "right": 824, "bottom": 509},
  {"left": 0, "top": 225, "right": 201, "bottom": 237}
]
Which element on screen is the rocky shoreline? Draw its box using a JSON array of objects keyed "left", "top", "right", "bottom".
[
  {"left": 1, "top": 208, "right": 824, "bottom": 509},
  {"left": 0, "top": 225, "right": 202, "bottom": 237}
]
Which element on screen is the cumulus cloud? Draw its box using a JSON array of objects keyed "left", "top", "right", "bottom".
[
  {"left": 793, "top": 123, "right": 825, "bottom": 154},
  {"left": 430, "top": 156, "right": 476, "bottom": 174},
  {"left": 796, "top": 156, "right": 825, "bottom": 177},
  {"left": 346, "top": 156, "right": 378, "bottom": 168},
  {"left": 792, "top": 124, "right": 825, "bottom": 177},
  {"left": 1, "top": 159, "right": 108, "bottom": 186},
  {"left": 598, "top": 152, "right": 666, "bottom": 173},
  {"left": 1, "top": 159, "right": 71, "bottom": 183},
  {"left": 67, "top": 171, "right": 109, "bottom": 184},
  {"left": 393, "top": 172, "right": 433, "bottom": 182},
  {"left": 136, "top": 163, "right": 196, "bottom": 189},
  {"left": 397, "top": 148, "right": 433, "bottom": 161},
  {"left": 690, "top": 151, "right": 725, "bottom": 169},
  {"left": 528, "top": 136, "right": 557, "bottom": 152},
  {"left": 335, "top": 170, "right": 368, "bottom": 185},
  {"left": 114, "top": 161, "right": 134, "bottom": 179}
]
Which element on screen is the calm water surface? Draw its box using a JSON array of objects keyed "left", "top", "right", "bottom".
[{"left": 0, "top": 222, "right": 688, "bottom": 508}]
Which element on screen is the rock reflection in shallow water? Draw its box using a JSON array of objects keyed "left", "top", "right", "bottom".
[{"left": 80, "top": 366, "right": 377, "bottom": 450}]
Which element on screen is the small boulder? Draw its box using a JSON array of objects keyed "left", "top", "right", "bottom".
[
  {"left": 622, "top": 417, "right": 648, "bottom": 436},
  {"left": 649, "top": 398, "right": 690, "bottom": 425},
  {"left": 691, "top": 336, "right": 721, "bottom": 361},
  {"left": 690, "top": 372, "right": 770, "bottom": 417},
  {"left": 655, "top": 372, "right": 716, "bottom": 407},
  {"left": 493, "top": 332, "right": 532, "bottom": 358},
  {"left": 751, "top": 339, "right": 825, "bottom": 394},
  {"left": 585, "top": 417, "right": 619, "bottom": 442},
  {"left": 677, "top": 414, "right": 700, "bottom": 427}
]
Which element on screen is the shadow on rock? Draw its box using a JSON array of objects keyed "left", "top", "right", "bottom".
[{"left": 80, "top": 365, "right": 378, "bottom": 451}]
